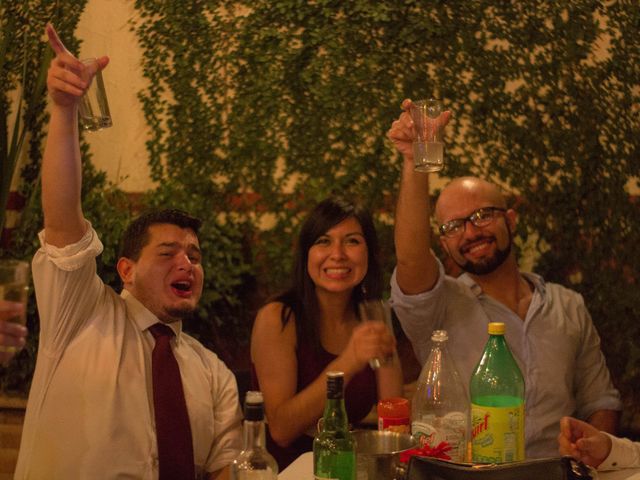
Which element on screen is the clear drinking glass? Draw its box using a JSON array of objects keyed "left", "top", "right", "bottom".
[
  {"left": 0, "top": 259, "right": 29, "bottom": 353},
  {"left": 78, "top": 58, "right": 113, "bottom": 131},
  {"left": 358, "top": 300, "right": 394, "bottom": 369},
  {"left": 409, "top": 98, "right": 445, "bottom": 173}
]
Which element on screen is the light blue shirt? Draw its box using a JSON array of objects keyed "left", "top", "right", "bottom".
[{"left": 391, "top": 258, "right": 621, "bottom": 458}]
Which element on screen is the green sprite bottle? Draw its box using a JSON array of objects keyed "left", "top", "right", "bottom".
[
  {"left": 313, "top": 371, "right": 356, "bottom": 480},
  {"left": 470, "top": 322, "right": 525, "bottom": 464}
]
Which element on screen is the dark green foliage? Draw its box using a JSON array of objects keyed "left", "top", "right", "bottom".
[
  {"left": 2, "top": 1, "right": 638, "bottom": 429},
  {"left": 132, "top": 0, "right": 639, "bottom": 422},
  {"left": 0, "top": 158, "right": 130, "bottom": 394},
  {"left": 131, "top": 1, "right": 255, "bottom": 359},
  {"left": 1, "top": 0, "right": 88, "bottom": 237},
  {"left": 0, "top": 1, "right": 71, "bottom": 233},
  {"left": 0, "top": 1, "right": 131, "bottom": 393}
]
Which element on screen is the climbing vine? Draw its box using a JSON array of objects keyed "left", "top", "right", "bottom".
[
  {"left": 0, "top": 0, "right": 134, "bottom": 393},
  {"left": 132, "top": 0, "right": 640, "bottom": 424},
  {"left": 3, "top": 1, "right": 638, "bottom": 427}
]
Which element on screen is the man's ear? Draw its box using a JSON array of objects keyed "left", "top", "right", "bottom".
[
  {"left": 505, "top": 208, "right": 517, "bottom": 233},
  {"left": 116, "top": 257, "right": 135, "bottom": 285}
]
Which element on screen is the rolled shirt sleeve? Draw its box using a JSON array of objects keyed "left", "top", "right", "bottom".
[{"left": 32, "top": 222, "right": 106, "bottom": 355}]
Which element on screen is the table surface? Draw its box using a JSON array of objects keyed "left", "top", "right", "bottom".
[{"left": 278, "top": 451, "right": 640, "bottom": 480}]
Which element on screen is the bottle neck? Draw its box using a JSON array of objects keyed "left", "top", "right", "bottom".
[
  {"left": 242, "top": 419, "right": 267, "bottom": 450},
  {"left": 480, "top": 334, "right": 509, "bottom": 363},
  {"left": 429, "top": 339, "right": 446, "bottom": 354},
  {"left": 487, "top": 334, "right": 506, "bottom": 349},
  {"left": 322, "top": 397, "right": 349, "bottom": 432}
]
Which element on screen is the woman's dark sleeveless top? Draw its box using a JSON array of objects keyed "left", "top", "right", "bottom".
[{"left": 251, "top": 337, "right": 377, "bottom": 470}]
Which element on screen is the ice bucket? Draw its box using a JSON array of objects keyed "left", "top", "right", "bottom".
[{"left": 354, "top": 430, "right": 418, "bottom": 480}]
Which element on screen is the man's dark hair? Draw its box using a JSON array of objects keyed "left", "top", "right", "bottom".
[{"left": 119, "top": 209, "right": 202, "bottom": 261}]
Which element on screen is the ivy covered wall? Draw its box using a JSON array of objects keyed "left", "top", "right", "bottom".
[
  {"left": 130, "top": 0, "right": 639, "bottom": 422},
  {"left": 2, "top": 1, "right": 639, "bottom": 428}
]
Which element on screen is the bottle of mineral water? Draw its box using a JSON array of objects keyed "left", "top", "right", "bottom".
[
  {"left": 230, "top": 391, "right": 278, "bottom": 479},
  {"left": 470, "top": 322, "right": 525, "bottom": 464},
  {"left": 313, "top": 371, "right": 356, "bottom": 480},
  {"left": 411, "top": 330, "right": 469, "bottom": 462}
]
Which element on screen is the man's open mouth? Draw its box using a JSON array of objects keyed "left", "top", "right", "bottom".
[{"left": 171, "top": 281, "right": 192, "bottom": 296}]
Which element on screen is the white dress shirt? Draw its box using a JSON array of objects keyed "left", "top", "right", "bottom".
[
  {"left": 600, "top": 434, "right": 640, "bottom": 471},
  {"left": 14, "top": 224, "right": 242, "bottom": 479}
]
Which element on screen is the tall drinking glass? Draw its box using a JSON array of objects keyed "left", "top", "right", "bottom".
[
  {"left": 358, "top": 300, "right": 394, "bottom": 369},
  {"left": 409, "top": 98, "right": 446, "bottom": 173},
  {"left": 78, "top": 58, "right": 112, "bottom": 131}
]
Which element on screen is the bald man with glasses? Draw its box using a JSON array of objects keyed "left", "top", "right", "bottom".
[{"left": 387, "top": 99, "right": 621, "bottom": 459}]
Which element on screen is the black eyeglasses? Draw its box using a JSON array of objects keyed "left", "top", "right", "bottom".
[{"left": 439, "top": 207, "right": 507, "bottom": 238}]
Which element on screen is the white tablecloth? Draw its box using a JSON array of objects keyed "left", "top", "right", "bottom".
[
  {"left": 278, "top": 451, "right": 640, "bottom": 480},
  {"left": 278, "top": 452, "right": 312, "bottom": 480}
]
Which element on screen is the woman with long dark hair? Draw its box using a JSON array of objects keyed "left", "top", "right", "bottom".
[{"left": 251, "top": 197, "right": 403, "bottom": 469}]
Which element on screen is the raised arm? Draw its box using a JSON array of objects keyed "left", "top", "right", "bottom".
[
  {"left": 42, "top": 24, "right": 109, "bottom": 247},
  {"left": 387, "top": 99, "right": 450, "bottom": 294}
]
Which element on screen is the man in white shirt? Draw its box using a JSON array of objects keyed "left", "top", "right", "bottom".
[
  {"left": 14, "top": 25, "right": 242, "bottom": 479},
  {"left": 559, "top": 416, "right": 640, "bottom": 471}
]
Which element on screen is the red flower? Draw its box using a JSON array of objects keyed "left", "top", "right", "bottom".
[{"left": 399, "top": 441, "right": 453, "bottom": 464}]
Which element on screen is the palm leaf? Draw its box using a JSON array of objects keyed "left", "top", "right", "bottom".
[{"left": 0, "top": 28, "right": 53, "bottom": 234}]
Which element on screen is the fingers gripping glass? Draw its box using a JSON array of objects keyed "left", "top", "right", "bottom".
[
  {"left": 438, "top": 207, "right": 507, "bottom": 238},
  {"left": 358, "top": 300, "right": 395, "bottom": 369}
]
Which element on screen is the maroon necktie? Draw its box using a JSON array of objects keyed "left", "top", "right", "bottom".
[{"left": 149, "top": 323, "right": 195, "bottom": 480}]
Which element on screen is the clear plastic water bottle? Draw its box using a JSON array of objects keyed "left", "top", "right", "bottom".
[
  {"left": 411, "top": 330, "right": 469, "bottom": 462},
  {"left": 313, "top": 371, "right": 356, "bottom": 480},
  {"left": 230, "top": 391, "right": 278, "bottom": 479},
  {"left": 470, "top": 322, "right": 525, "bottom": 464}
]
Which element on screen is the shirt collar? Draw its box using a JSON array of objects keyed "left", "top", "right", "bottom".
[
  {"left": 458, "top": 270, "right": 547, "bottom": 297},
  {"left": 120, "top": 289, "right": 183, "bottom": 338}
]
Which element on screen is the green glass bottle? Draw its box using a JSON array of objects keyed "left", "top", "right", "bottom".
[
  {"left": 313, "top": 371, "right": 356, "bottom": 480},
  {"left": 470, "top": 322, "right": 525, "bottom": 464}
]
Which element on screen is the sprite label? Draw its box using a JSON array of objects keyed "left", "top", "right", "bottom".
[{"left": 471, "top": 403, "right": 524, "bottom": 463}]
